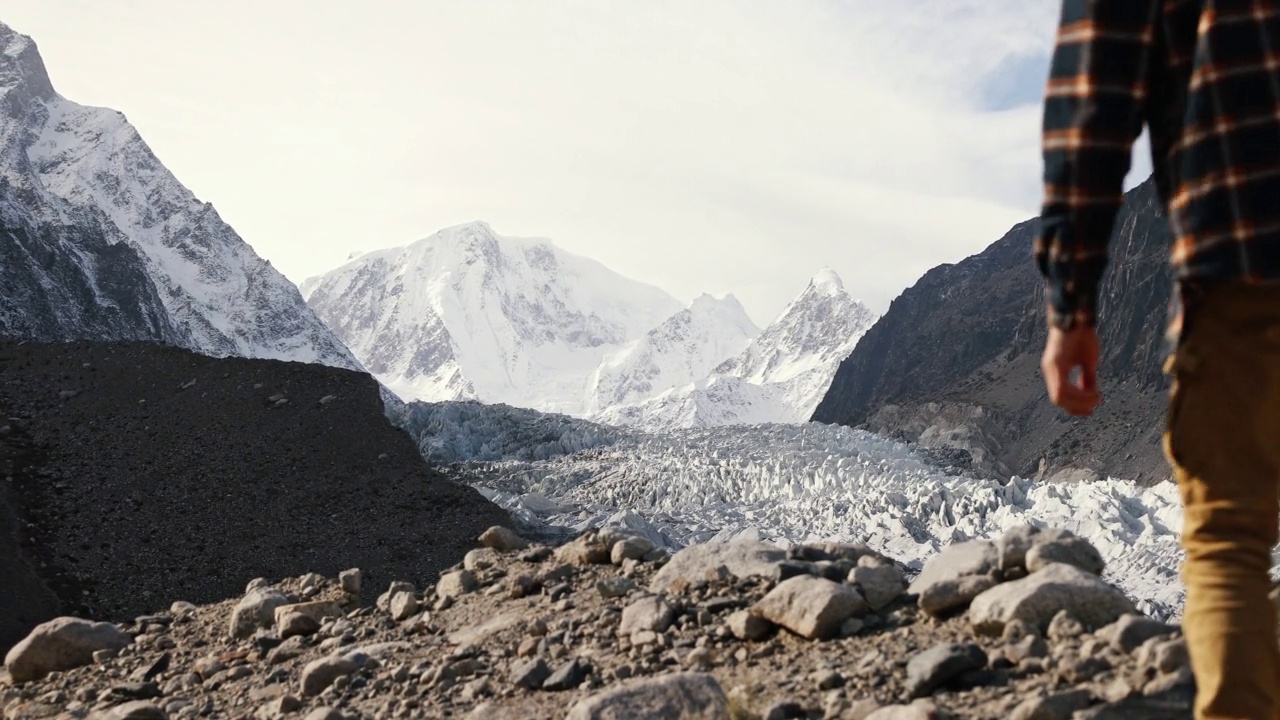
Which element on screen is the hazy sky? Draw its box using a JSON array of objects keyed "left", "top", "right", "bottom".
[{"left": 5, "top": 1, "right": 1152, "bottom": 324}]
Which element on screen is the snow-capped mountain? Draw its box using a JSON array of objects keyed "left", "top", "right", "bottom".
[
  {"left": 584, "top": 293, "right": 759, "bottom": 413},
  {"left": 0, "top": 23, "right": 357, "bottom": 367},
  {"left": 302, "top": 222, "right": 685, "bottom": 413},
  {"left": 595, "top": 269, "right": 878, "bottom": 430}
]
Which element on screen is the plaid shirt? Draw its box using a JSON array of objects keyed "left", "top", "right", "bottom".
[{"left": 1037, "top": 0, "right": 1280, "bottom": 331}]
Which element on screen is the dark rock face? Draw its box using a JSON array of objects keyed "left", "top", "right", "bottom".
[
  {"left": 813, "top": 181, "right": 1173, "bottom": 484},
  {"left": 0, "top": 190, "right": 184, "bottom": 345},
  {"left": 0, "top": 341, "right": 508, "bottom": 654}
]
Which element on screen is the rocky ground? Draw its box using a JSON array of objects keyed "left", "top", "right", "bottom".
[
  {"left": 0, "top": 341, "right": 507, "bottom": 653},
  {"left": 1, "top": 523, "right": 1196, "bottom": 720}
]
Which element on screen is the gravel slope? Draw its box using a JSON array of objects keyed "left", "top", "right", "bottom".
[{"left": 0, "top": 340, "right": 507, "bottom": 654}]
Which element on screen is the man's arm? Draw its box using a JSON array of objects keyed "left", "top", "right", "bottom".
[{"left": 1036, "top": 0, "right": 1156, "bottom": 329}]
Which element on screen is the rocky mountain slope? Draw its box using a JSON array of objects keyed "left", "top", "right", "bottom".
[
  {"left": 0, "top": 340, "right": 505, "bottom": 655},
  {"left": 0, "top": 23, "right": 357, "bottom": 368},
  {"left": 813, "top": 181, "right": 1172, "bottom": 484},
  {"left": 302, "top": 222, "right": 684, "bottom": 414},
  {"left": 0, "top": 524, "right": 1195, "bottom": 719},
  {"left": 597, "top": 270, "right": 878, "bottom": 430}
]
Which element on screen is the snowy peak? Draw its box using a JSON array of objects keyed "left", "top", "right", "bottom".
[
  {"left": 585, "top": 294, "right": 760, "bottom": 413},
  {"left": 0, "top": 23, "right": 55, "bottom": 105},
  {"left": 807, "top": 267, "right": 844, "bottom": 296},
  {"left": 305, "top": 223, "right": 684, "bottom": 412},
  {"left": 0, "top": 22, "right": 359, "bottom": 369}
]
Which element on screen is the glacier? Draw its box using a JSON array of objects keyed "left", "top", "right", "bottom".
[{"left": 395, "top": 400, "right": 1190, "bottom": 620}]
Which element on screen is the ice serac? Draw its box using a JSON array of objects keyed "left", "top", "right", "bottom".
[
  {"left": 303, "top": 222, "right": 684, "bottom": 413},
  {"left": 812, "top": 180, "right": 1171, "bottom": 484},
  {"left": 596, "top": 269, "right": 878, "bottom": 430},
  {"left": 585, "top": 293, "right": 759, "bottom": 413},
  {"left": 0, "top": 23, "right": 358, "bottom": 368}
]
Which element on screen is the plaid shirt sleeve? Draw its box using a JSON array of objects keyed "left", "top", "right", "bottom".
[{"left": 1036, "top": 0, "right": 1157, "bottom": 329}]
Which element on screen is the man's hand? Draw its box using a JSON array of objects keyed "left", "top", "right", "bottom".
[{"left": 1041, "top": 326, "right": 1101, "bottom": 417}]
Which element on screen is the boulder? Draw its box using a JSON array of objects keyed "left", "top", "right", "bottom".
[
  {"left": 555, "top": 537, "right": 612, "bottom": 566},
  {"left": 565, "top": 672, "right": 729, "bottom": 720},
  {"left": 651, "top": 541, "right": 787, "bottom": 593},
  {"left": 917, "top": 575, "right": 996, "bottom": 617},
  {"left": 969, "top": 563, "right": 1135, "bottom": 635},
  {"left": 907, "top": 541, "right": 998, "bottom": 595},
  {"left": 272, "top": 601, "right": 344, "bottom": 625},
  {"left": 299, "top": 656, "right": 360, "bottom": 697},
  {"left": 905, "top": 642, "right": 987, "bottom": 698},
  {"left": 752, "top": 576, "right": 868, "bottom": 640},
  {"left": 619, "top": 596, "right": 676, "bottom": 639},
  {"left": 848, "top": 563, "right": 905, "bottom": 611},
  {"left": 4, "top": 617, "right": 131, "bottom": 682},
  {"left": 725, "top": 610, "right": 771, "bottom": 641},
  {"left": 480, "top": 526, "right": 530, "bottom": 552},
  {"left": 437, "top": 571, "right": 478, "bottom": 599},
  {"left": 1026, "top": 535, "right": 1105, "bottom": 575},
  {"left": 612, "top": 536, "right": 655, "bottom": 565},
  {"left": 1097, "top": 614, "right": 1177, "bottom": 654},
  {"left": 229, "top": 588, "right": 290, "bottom": 639},
  {"left": 997, "top": 525, "right": 1071, "bottom": 573}
]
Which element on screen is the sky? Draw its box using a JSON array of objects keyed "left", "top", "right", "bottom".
[{"left": 4, "top": 1, "right": 1152, "bottom": 324}]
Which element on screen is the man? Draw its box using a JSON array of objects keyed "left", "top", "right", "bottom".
[{"left": 1036, "top": 1, "right": 1280, "bottom": 718}]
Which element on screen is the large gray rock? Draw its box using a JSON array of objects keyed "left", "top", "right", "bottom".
[
  {"left": 905, "top": 642, "right": 987, "bottom": 698},
  {"left": 299, "top": 656, "right": 360, "bottom": 697},
  {"left": 848, "top": 562, "right": 905, "bottom": 611},
  {"left": 907, "top": 541, "right": 998, "bottom": 595},
  {"left": 969, "top": 563, "right": 1136, "bottom": 635},
  {"left": 229, "top": 587, "right": 290, "bottom": 639},
  {"left": 1097, "top": 614, "right": 1177, "bottom": 654},
  {"left": 752, "top": 576, "right": 868, "bottom": 640},
  {"left": 651, "top": 541, "right": 787, "bottom": 593},
  {"left": 1025, "top": 535, "right": 1105, "bottom": 575},
  {"left": 437, "top": 571, "right": 477, "bottom": 599},
  {"left": 4, "top": 617, "right": 131, "bottom": 682},
  {"left": 565, "top": 672, "right": 729, "bottom": 719},
  {"left": 618, "top": 597, "right": 676, "bottom": 639},
  {"left": 917, "top": 575, "right": 996, "bottom": 617},
  {"left": 997, "top": 525, "right": 1072, "bottom": 573}
]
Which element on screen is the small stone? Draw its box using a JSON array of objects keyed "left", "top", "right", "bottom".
[
  {"left": 1060, "top": 656, "right": 1110, "bottom": 683},
  {"left": 1046, "top": 610, "right": 1086, "bottom": 641},
  {"left": 389, "top": 591, "right": 419, "bottom": 621},
  {"left": 1009, "top": 689, "right": 1092, "bottom": 720},
  {"left": 815, "top": 670, "right": 845, "bottom": 690},
  {"left": 508, "top": 574, "right": 540, "bottom": 599},
  {"left": 840, "top": 616, "right": 866, "bottom": 638},
  {"left": 725, "top": 610, "right": 770, "bottom": 641},
  {"left": 917, "top": 575, "right": 996, "bottom": 617},
  {"left": 611, "top": 536, "right": 655, "bottom": 565},
  {"left": 94, "top": 648, "right": 120, "bottom": 664},
  {"left": 480, "top": 526, "right": 531, "bottom": 552},
  {"left": 1005, "top": 634, "right": 1049, "bottom": 664},
  {"left": 4, "top": 617, "right": 132, "bottom": 682},
  {"left": 510, "top": 658, "right": 551, "bottom": 689},
  {"left": 764, "top": 701, "right": 807, "bottom": 720},
  {"left": 905, "top": 643, "right": 987, "bottom": 699},
  {"left": 299, "top": 656, "right": 359, "bottom": 697},
  {"left": 262, "top": 695, "right": 303, "bottom": 716},
  {"left": 865, "top": 700, "right": 954, "bottom": 720},
  {"left": 1135, "top": 637, "right": 1188, "bottom": 674},
  {"left": 1026, "top": 535, "right": 1105, "bottom": 576},
  {"left": 564, "top": 672, "right": 728, "bottom": 720},
  {"left": 753, "top": 575, "right": 868, "bottom": 640},
  {"left": 339, "top": 569, "right": 362, "bottom": 595},
  {"left": 543, "top": 658, "right": 590, "bottom": 691},
  {"left": 1001, "top": 619, "right": 1038, "bottom": 643},
  {"left": 437, "top": 571, "right": 478, "bottom": 599},
  {"left": 597, "top": 577, "right": 636, "bottom": 599},
  {"left": 100, "top": 701, "right": 167, "bottom": 720},
  {"left": 304, "top": 708, "right": 347, "bottom": 720},
  {"left": 278, "top": 612, "right": 320, "bottom": 639}
]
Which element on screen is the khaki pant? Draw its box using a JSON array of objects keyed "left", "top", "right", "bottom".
[{"left": 1165, "top": 282, "right": 1280, "bottom": 720}]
